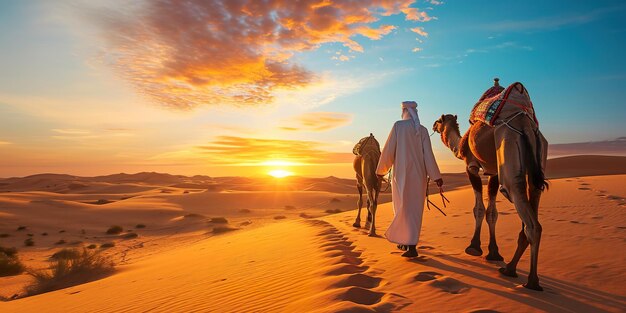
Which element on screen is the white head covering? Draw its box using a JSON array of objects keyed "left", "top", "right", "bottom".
[{"left": 401, "top": 101, "right": 421, "bottom": 135}]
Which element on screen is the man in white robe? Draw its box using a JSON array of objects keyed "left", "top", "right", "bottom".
[{"left": 376, "top": 101, "right": 443, "bottom": 257}]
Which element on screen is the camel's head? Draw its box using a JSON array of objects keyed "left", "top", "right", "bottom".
[{"left": 432, "top": 114, "right": 458, "bottom": 134}]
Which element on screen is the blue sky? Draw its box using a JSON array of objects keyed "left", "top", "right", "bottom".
[{"left": 0, "top": 0, "right": 624, "bottom": 177}]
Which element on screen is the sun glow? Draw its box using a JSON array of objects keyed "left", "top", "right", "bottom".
[{"left": 268, "top": 169, "right": 293, "bottom": 178}]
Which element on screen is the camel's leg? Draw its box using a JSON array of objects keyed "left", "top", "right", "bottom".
[
  {"left": 465, "top": 167, "right": 485, "bottom": 256},
  {"left": 368, "top": 185, "right": 379, "bottom": 237},
  {"left": 485, "top": 175, "right": 504, "bottom": 261},
  {"left": 498, "top": 166, "right": 543, "bottom": 291},
  {"left": 353, "top": 183, "right": 363, "bottom": 228},
  {"left": 525, "top": 186, "right": 543, "bottom": 291},
  {"left": 499, "top": 223, "right": 528, "bottom": 278},
  {"left": 364, "top": 198, "right": 371, "bottom": 230}
]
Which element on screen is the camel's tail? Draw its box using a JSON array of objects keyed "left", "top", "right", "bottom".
[{"left": 522, "top": 127, "right": 549, "bottom": 191}]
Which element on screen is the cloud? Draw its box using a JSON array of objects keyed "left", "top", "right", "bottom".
[
  {"left": 410, "top": 26, "right": 428, "bottom": 37},
  {"left": 428, "top": 0, "right": 444, "bottom": 5},
  {"left": 195, "top": 136, "right": 353, "bottom": 165},
  {"left": 549, "top": 137, "right": 626, "bottom": 157},
  {"left": 79, "top": 0, "right": 436, "bottom": 109},
  {"left": 281, "top": 112, "right": 352, "bottom": 132},
  {"left": 412, "top": 47, "right": 423, "bottom": 53},
  {"left": 0, "top": 141, "right": 12, "bottom": 145}
]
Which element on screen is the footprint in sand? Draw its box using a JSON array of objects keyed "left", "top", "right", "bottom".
[
  {"left": 428, "top": 276, "right": 470, "bottom": 294},
  {"left": 413, "top": 271, "right": 442, "bottom": 282},
  {"left": 338, "top": 287, "right": 384, "bottom": 305},
  {"left": 578, "top": 187, "right": 591, "bottom": 190},
  {"left": 333, "top": 273, "right": 382, "bottom": 289}
]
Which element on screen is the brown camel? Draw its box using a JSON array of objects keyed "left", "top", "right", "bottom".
[
  {"left": 352, "top": 134, "right": 383, "bottom": 236},
  {"left": 432, "top": 113, "right": 548, "bottom": 291}
]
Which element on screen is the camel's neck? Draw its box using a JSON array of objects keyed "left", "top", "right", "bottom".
[{"left": 441, "top": 123, "right": 463, "bottom": 159}]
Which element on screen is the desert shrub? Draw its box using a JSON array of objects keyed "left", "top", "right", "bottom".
[
  {"left": 106, "top": 226, "right": 123, "bottom": 235},
  {"left": 0, "top": 246, "right": 18, "bottom": 257},
  {"left": 100, "top": 242, "right": 115, "bottom": 249},
  {"left": 24, "top": 238, "right": 34, "bottom": 246},
  {"left": 26, "top": 248, "right": 114, "bottom": 295},
  {"left": 274, "top": 215, "right": 287, "bottom": 220},
  {"left": 86, "top": 244, "right": 97, "bottom": 249},
  {"left": 55, "top": 240, "right": 66, "bottom": 245},
  {"left": 41, "top": 233, "right": 48, "bottom": 236},
  {"left": 17, "top": 226, "right": 26, "bottom": 231},
  {"left": 27, "top": 233, "right": 34, "bottom": 237},
  {"left": 135, "top": 224, "right": 146, "bottom": 229},
  {"left": 121, "top": 233, "right": 138, "bottom": 239},
  {"left": 184, "top": 213, "right": 205, "bottom": 219},
  {"left": 0, "top": 233, "right": 9, "bottom": 238},
  {"left": 0, "top": 246, "right": 24, "bottom": 277},
  {"left": 59, "top": 230, "right": 66, "bottom": 233},
  {"left": 212, "top": 226, "right": 237, "bottom": 234},
  {"left": 50, "top": 248, "right": 80, "bottom": 260},
  {"left": 209, "top": 217, "right": 228, "bottom": 224}
]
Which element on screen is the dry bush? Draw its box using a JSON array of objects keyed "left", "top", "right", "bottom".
[
  {"left": 106, "top": 226, "right": 123, "bottom": 235},
  {"left": 121, "top": 232, "right": 138, "bottom": 239},
  {"left": 0, "top": 246, "right": 24, "bottom": 277},
  {"left": 209, "top": 217, "right": 228, "bottom": 224},
  {"left": 212, "top": 226, "right": 237, "bottom": 234},
  {"left": 100, "top": 242, "right": 115, "bottom": 249},
  {"left": 50, "top": 248, "right": 80, "bottom": 260},
  {"left": 24, "top": 238, "right": 34, "bottom": 247},
  {"left": 86, "top": 244, "right": 97, "bottom": 249},
  {"left": 135, "top": 224, "right": 146, "bottom": 229},
  {"left": 26, "top": 248, "right": 114, "bottom": 295},
  {"left": 274, "top": 215, "right": 287, "bottom": 220}
]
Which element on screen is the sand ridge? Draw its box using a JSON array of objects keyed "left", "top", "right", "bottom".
[{"left": 1, "top": 175, "right": 624, "bottom": 312}]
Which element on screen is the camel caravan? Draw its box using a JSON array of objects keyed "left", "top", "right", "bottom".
[{"left": 353, "top": 78, "right": 548, "bottom": 291}]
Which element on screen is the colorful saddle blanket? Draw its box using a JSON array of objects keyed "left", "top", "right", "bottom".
[
  {"left": 469, "top": 82, "right": 538, "bottom": 126},
  {"left": 353, "top": 134, "right": 380, "bottom": 156}
]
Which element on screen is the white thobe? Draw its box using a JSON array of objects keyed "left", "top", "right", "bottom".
[{"left": 376, "top": 120, "right": 442, "bottom": 245}]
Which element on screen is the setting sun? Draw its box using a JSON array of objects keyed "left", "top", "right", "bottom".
[{"left": 268, "top": 169, "right": 293, "bottom": 178}]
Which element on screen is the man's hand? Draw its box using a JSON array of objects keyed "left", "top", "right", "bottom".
[{"left": 435, "top": 178, "right": 444, "bottom": 187}]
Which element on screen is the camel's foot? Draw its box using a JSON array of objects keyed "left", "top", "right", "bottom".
[
  {"left": 401, "top": 249, "right": 418, "bottom": 258},
  {"left": 352, "top": 222, "right": 361, "bottom": 228},
  {"left": 397, "top": 244, "right": 408, "bottom": 251},
  {"left": 498, "top": 267, "right": 518, "bottom": 278},
  {"left": 523, "top": 281, "right": 543, "bottom": 291},
  {"left": 486, "top": 252, "right": 504, "bottom": 261},
  {"left": 364, "top": 222, "right": 371, "bottom": 230},
  {"left": 368, "top": 231, "right": 377, "bottom": 237},
  {"left": 465, "top": 245, "right": 483, "bottom": 256}
]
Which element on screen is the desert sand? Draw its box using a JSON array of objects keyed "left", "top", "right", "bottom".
[{"left": 1, "top": 156, "right": 625, "bottom": 312}]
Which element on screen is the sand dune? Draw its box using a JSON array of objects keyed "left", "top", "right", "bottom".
[
  {"left": 1, "top": 156, "right": 625, "bottom": 311},
  {"left": 1, "top": 174, "right": 624, "bottom": 312}
]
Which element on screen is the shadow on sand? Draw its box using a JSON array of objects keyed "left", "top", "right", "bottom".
[{"left": 409, "top": 252, "right": 626, "bottom": 312}]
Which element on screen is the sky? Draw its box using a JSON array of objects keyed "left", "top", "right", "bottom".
[{"left": 0, "top": 0, "right": 625, "bottom": 178}]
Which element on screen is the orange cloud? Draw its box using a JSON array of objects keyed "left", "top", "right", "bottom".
[
  {"left": 84, "top": 0, "right": 434, "bottom": 109},
  {"left": 410, "top": 26, "right": 429, "bottom": 37},
  {"left": 281, "top": 112, "right": 352, "bottom": 132},
  {"left": 196, "top": 136, "right": 353, "bottom": 165}
]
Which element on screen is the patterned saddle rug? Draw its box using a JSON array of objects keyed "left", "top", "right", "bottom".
[
  {"left": 469, "top": 82, "right": 538, "bottom": 126},
  {"left": 353, "top": 134, "right": 380, "bottom": 156}
]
